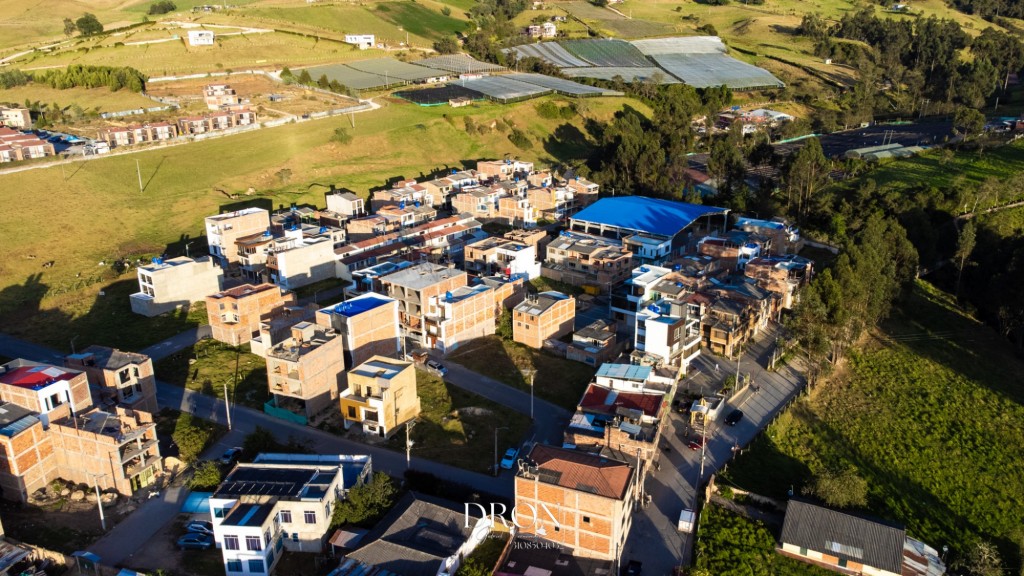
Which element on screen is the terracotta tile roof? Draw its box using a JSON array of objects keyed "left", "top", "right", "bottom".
[
  {"left": 578, "top": 383, "right": 664, "bottom": 418},
  {"left": 525, "top": 444, "right": 633, "bottom": 500}
]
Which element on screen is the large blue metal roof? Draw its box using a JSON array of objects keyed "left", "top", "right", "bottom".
[{"left": 571, "top": 196, "right": 727, "bottom": 238}]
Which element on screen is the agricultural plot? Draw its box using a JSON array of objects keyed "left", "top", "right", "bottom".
[
  {"left": 506, "top": 42, "right": 590, "bottom": 68},
  {"left": 595, "top": 18, "right": 674, "bottom": 38},
  {"left": 651, "top": 53, "right": 784, "bottom": 89},
  {"left": 415, "top": 54, "right": 504, "bottom": 74},
  {"left": 303, "top": 63, "right": 398, "bottom": 91},
  {"left": 505, "top": 73, "right": 622, "bottom": 96},
  {"left": 559, "top": 39, "right": 651, "bottom": 67},
  {"left": 560, "top": 1, "right": 625, "bottom": 21},
  {"left": 563, "top": 66, "right": 679, "bottom": 83},
  {"left": 461, "top": 76, "right": 552, "bottom": 102},
  {"left": 394, "top": 84, "right": 483, "bottom": 105},
  {"left": 373, "top": 2, "right": 469, "bottom": 41},
  {"left": 346, "top": 58, "right": 446, "bottom": 82},
  {"left": 631, "top": 36, "right": 726, "bottom": 55}
]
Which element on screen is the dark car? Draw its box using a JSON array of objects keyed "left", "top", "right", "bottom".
[
  {"left": 621, "top": 560, "right": 643, "bottom": 576},
  {"left": 177, "top": 533, "right": 214, "bottom": 550},
  {"left": 220, "top": 447, "right": 243, "bottom": 465},
  {"left": 725, "top": 409, "right": 744, "bottom": 426},
  {"left": 687, "top": 436, "right": 705, "bottom": 451}
]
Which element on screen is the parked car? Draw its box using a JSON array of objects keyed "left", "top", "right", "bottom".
[
  {"left": 426, "top": 360, "right": 447, "bottom": 376},
  {"left": 184, "top": 520, "right": 214, "bottom": 536},
  {"left": 621, "top": 560, "right": 643, "bottom": 576},
  {"left": 725, "top": 409, "right": 744, "bottom": 426},
  {"left": 177, "top": 533, "right": 214, "bottom": 550},
  {"left": 687, "top": 436, "right": 705, "bottom": 451},
  {"left": 499, "top": 448, "right": 518, "bottom": 470},
  {"left": 220, "top": 447, "right": 243, "bottom": 465}
]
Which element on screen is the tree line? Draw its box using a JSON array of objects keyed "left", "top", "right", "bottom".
[
  {"left": 801, "top": 10, "right": 1023, "bottom": 111},
  {"left": 0, "top": 65, "right": 147, "bottom": 93}
]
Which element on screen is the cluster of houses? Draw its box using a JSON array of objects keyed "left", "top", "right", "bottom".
[
  {"left": 100, "top": 84, "right": 257, "bottom": 148},
  {"left": 0, "top": 157, "right": 950, "bottom": 576},
  {"left": 0, "top": 125, "right": 56, "bottom": 163}
]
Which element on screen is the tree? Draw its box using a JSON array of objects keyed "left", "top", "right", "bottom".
[
  {"left": 75, "top": 13, "right": 104, "bottom": 36},
  {"left": 957, "top": 541, "right": 1004, "bottom": 576},
  {"left": 954, "top": 220, "right": 975, "bottom": 300},
  {"left": 496, "top": 308, "right": 513, "bottom": 340},
  {"left": 456, "top": 558, "right": 493, "bottom": 576},
  {"left": 805, "top": 467, "right": 868, "bottom": 508},
  {"left": 784, "top": 137, "right": 830, "bottom": 219},
  {"left": 188, "top": 460, "right": 223, "bottom": 491},
  {"left": 148, "top": 1, "right": 178, "bottom": 15},
  {"left": 280, "top": 66, "right": 294, "bottom": 84},
  {"left": 330, "top": 472, "right": 397, "bottom": 528},
  {"left": 317, "top": 74, "right": 330, "bottom": 89},
  {"left": 953, "top": 106, "right": 985, "bottom": 139},
  {"left": 433, "top": 36, "right": 459, "bottom": 54},
  {"left": 331, "top": 127, "right": 353, "bottom": 144},
  {"left": 242, "top": 426, "right": 281, "bottom": 459},
  {"left": 297, "top": 69, "right": 313, "bottom": 86},
  {"left": 441, "top": 5, "right": 452, "bottom": 16},
  {"left": 171, "top": 413, "right": 212, "bottom": 464},
  {"left": 63, "top": 18, "right": 77, "bottom": 37}
]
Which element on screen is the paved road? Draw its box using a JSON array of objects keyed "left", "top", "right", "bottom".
[
  {"left": 139, "top": 325, "right": 211, "bottom": 361},
  {"left": 621, "top": 322, "right": 807, "bottom": 575}
]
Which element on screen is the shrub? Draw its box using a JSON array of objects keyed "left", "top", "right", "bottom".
[
  {"left": 535, "top": 101, "right": 560, "bottom": 119},
  {"left": 509, "top": 128, "right": 532, "bottom": 150},
  {"left": 188, "top": 460, "right": 223, "bottom": 491},
  {"left": 331, "top": 126, "right": 354, "bottom": 145},
  {"left": 441, "top": 5, "right": 452, "bottom": 16},
  {"left": 148, "top": 1, "right": 177, "bottom": 15},
  {"left": 330, "top": 472, "right": 397, "bottom": 528},
  {"left": 171, "top": 413, "right": 213, "bottom": 464}
]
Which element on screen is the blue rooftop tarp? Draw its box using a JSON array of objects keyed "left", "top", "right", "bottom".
[
  {"left": 181, "top": 491, "right": 212, "bottom": 514},
  {"left": 571, "top": 196, "right": 728, "bottom": 238},
  {"left": 596, "top": 363, "right": 652, "bottom": 381}
]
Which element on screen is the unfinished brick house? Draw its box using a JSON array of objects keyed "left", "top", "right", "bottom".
[
  {"left": 64, "top": 346, "right": 159, "bottom": 414},
  {"left": 513, "top": 292, "right": 575, "bottom": 349},
  {"left": 206, "top": 283, "right": 297, "bottom": 346}
]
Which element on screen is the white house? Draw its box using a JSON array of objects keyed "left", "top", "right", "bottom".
[
  {"left": 344, "top": 34, "right": 375, "bottom": 50},
  {"left": 210, "top": 454, "right": 372, "bottom": 575},
  {"left": 187, "top": 30, "right": 216, "bottom": 46}
]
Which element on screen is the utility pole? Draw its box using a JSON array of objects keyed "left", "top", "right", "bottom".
[
  {"left": 136, "top": 159, "right": 143, "bottom": 193},
  {"left": 70, "top": 335, "right": 78, "bottom": 355},
  {"left": 89, "top": 473, "right": 107, "bottom": 531},
  {"left": 223, "top": 381, "right": 233, "bottom": 430},
  {"left": 520, "top": 368, "right": 537, "bottom": 420},
  {"left": 405, "top": 419, "right": 415, "bottom": 468}
]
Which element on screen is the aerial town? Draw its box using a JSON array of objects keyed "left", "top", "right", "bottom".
[{"left": 0, "top": 1, "right": 1022, "bottom": 576}]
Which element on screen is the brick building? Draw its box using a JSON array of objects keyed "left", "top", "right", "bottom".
[
  {"left": 464, "top": 236, "right": 541, "bottom": 280},
  {"left": 0, "top": 127, "right": 55, "bottom": 163},
  {"left": 265, "top": 322, "right": 344, "bottom": 421},
  {"left": 566, "top": 319, "right": 617, "bottom": 366},
  {"left": 564, "top": 381, "right": 666, "bottom": 467},
  {"left": 379, "top": 263, "right": 467, "bottom": 349},
  {"left": 743, "top": 255, "right": 813, "bottom": 309},
  {"left": 0, "top": 360, "right": 92, "bottom": 426},
  {"left": 206, "top": 284, "right": 296, "bottom": 346},
  {"left": 64, "top": 346, "right": 159, "bottom": 414},
  {"left": 205, "top": 207, "right": 271, "bottom": 269},
  {"left": 315, "top": 292, "right": 401, "bottom": 369},
  {"left": 515, "top": 444, "right": 638, "bottom": 561},
  {"left": 543, "top": 234, "right": 633, "bottom": 293},
  {"left": 424, "top": 284, "right": 497, "bottom": 353},
  {"left": 101, "top": 123, "right": 178, "bottom": 147},
  {"left": 0, "top": 403, "right": 56, "bottom": 503},
  {"left": 512, "top": 292, "right": 575, "bottom": 349}
]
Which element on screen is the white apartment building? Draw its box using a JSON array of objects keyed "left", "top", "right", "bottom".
[
  {"left": 265, "top": 232, "right": 338, "bottom": 290},
  {"left": 205, "top": 208, "right": 271, "bottom": 269},
  {"left": 609, "top": 265, "right": 672, "bottom": 338},
  {"left": 210, "top": 454, "right": 372, "bottom": 575},
  {"left": 130, "top": 256, "right": 224, "bottom": 317}
]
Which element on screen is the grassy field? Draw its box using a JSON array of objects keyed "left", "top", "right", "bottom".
[
  {"left": 446, "top": 335, "right": 596, "bottom": 408},
  {"left": 0, "top": 85, "right": 156, "bottom": 115},
  {"left": 0, "top": 94, "right": 637, "bottom": 350},
  {"left": 861, "top": 139, "right": 1024, "bottom": 190},
  {"left": 386, "top": 370, "right": 532, "bottom": 474},
  {"left": 155, "top": 338, "right": 269, "bottom": 410},
  {"left": 723, "top": 280, "right": 1024, "bottom": 569},
  {"left": 11, "top": 27, "right": 373, "bottom": 76}
]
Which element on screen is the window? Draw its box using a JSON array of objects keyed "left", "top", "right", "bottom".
[
  {"left": 223, "top": 535, "right": 239, "bottom": 550},
  {"left": 347, "top": 406, "right": 356, "bottom": 418},
  {"left": 325, "top": 502, "right": 331, "bottom": 518},
  {"left": 825, "top": 541, "right": 863, "bottom": 559},
  {"left": 226, "top": 560, "right": 243, "bottom": 573},
  {"left": 275, "top": 535, "right": 284, "bottom": 552},
  {"left": 838, "top": 558, "right": 848, "bottom": 568},
  {"left": 266, "top": 549, "right": 275, "bottom": 568},
  {"left": 799, "top": 547, "right": 807, "bottom": 556},
  {"left": 279, "top": 510, "right": 292, "bottom": 523},
  {"left": 246, "top": 535, "right": 262, "bottom": 551},
  {"left": 304, "top": 510, "right": 316, "bottom": 524},
  {"left": 264, "top": 528, "right": 271, "bottom": 546},
  {"left": 583, "top": 516, "right": 591, "bottom": 524},
  {"left": 133, "top": 366, "right": 140, "bottom": 378},
  {"left": 292, "top": 533, "right": 299, "bottom": 542},
  {"left": 247, "top": 559, "right": 265, "bottom": 574}
]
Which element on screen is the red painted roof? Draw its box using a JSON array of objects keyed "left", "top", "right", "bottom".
[
  {"left": 578, "top": 383, "right": 663, "bottom": 417},
  {"left": 0, "top": 365, "right": 78, "bottom": 390}
]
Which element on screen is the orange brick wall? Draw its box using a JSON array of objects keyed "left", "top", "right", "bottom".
[
  {"left": 514, "top": 476, "right": 628, "bottom": 560},
  {"left": 513, "top": 297, "right": 575, "bottom": 349},
  {"left": 208, "top": 287, "right": 294, "bottom": 346},
  {"left": 0, "top": 419, "right": 57, "bottom": 503}
]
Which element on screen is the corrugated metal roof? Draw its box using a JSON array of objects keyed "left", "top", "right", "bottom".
[
  {"left": 571, "top": 197, "right": 727, "bottom": 238},
  {"left": 780, "top": 499, "right": 905, "bottom": 574}
]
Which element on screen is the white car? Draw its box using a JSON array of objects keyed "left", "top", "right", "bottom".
[{"left": 426, "top": 360, "right": 448, "bottom": 376}]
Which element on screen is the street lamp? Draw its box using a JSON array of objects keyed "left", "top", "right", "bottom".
[
  {"left": 519, "top": 368, "right": 536, "bottom": 420},
  {"left": 70, "top": 335, "right": 79, "bottom": 355},
  {"left": 493, "top": 426, "right": 509, "bottom": 477}
]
